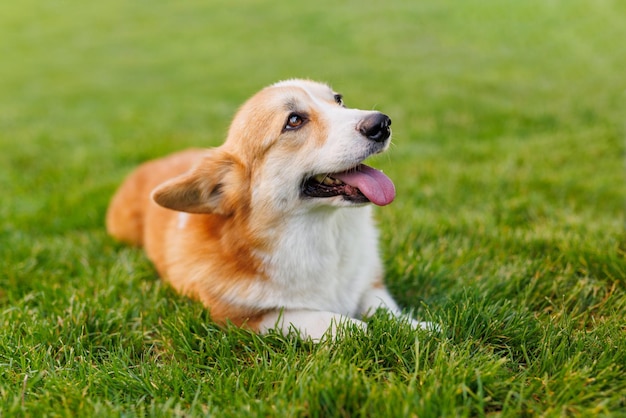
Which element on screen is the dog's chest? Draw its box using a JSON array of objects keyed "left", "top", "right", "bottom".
[{"left": 258, "top": 207, "right": 381, "bottom": 313}]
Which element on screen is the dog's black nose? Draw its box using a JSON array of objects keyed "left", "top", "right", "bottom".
[{"left": 358, "top": 113, "right": 392, "bottom": 142}]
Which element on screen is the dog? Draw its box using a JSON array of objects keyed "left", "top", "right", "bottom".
[{"left": 106, "top": 79, "right": 430, "bottom": 340}]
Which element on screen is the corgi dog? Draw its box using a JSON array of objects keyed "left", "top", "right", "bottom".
[{"left": 106, "top": 79, "right": 429, "bottom": 340}]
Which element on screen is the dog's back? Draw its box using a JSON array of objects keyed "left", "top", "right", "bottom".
[{"left": 106, "top": 149, "right": 203, "bottom": 246}]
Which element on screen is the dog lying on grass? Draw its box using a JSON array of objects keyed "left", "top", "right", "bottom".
[{"left": 107, "top": 79, "right": 430, "bottom": 340}]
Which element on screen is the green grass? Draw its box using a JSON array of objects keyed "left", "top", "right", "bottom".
[{"left": 1, "top": 0, "right": 625, "bottom": 416}]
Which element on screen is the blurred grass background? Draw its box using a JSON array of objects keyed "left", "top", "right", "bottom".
[{"left": 1, "top": 0, "right": 625, "bottom": 415}]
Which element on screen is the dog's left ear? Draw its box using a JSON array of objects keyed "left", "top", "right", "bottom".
[{"left": 151, "top": 151, "right": 242, "bottom": 216}]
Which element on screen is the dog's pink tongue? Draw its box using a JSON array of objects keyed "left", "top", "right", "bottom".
[{"left": 334, "top": 164, "right": 396, "bottom": 206}]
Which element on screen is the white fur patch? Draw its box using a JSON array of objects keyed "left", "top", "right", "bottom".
[
  {"left": 258, "top": 309, "right": 368, "bottom": 342},
  {"left": 177, "top": 212, "right": 190, "bottom": 229}
]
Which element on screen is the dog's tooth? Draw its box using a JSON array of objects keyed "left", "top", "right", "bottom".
[{"left": 312, "top": 174, "right": 343, "bottom": 186}]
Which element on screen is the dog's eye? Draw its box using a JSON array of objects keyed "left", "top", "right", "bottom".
[
  {"left": 334, "top": 94, "right": 344, "bottom": 107},
  {"left": 284, "top": 113, "right": 305, "bottom": 131}
]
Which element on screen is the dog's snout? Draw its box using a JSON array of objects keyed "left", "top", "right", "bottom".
[{"left": 357, "top": 113, "right": 392, "bottom": 143}]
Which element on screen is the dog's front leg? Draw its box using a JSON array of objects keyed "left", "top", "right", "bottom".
[
  {"left": 257, "top": 309, "right": 367, "bottom": 342},
  {"left": 358, "top": 286, "right": 435, "bottom": 331}
]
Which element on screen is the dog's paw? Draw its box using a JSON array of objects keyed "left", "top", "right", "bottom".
[
  {"left": 298, "top": 312, "right": 368, "bottom": 342},
  {"left": 259, "top": 309, "right": 367, "bottom": 342}
]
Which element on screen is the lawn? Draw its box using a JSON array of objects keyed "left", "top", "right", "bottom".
[{"left": 1, "top": 0, "right": 625, "bottom": 416}]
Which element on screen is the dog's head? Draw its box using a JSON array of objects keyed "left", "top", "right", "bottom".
[{"left": 153, "top": 79, "right": 396, "bottom": 216}]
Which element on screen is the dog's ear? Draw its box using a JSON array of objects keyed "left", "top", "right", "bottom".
[{"left": 151, "top": 151, "right": 242, "bottom": 216}]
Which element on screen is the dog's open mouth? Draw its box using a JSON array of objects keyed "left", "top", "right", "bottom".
[{"left": 302, "top": 164, "right": 396, "bottom": 206}]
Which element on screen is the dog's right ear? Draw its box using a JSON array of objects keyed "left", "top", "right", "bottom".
[{"left": 151, "top": 151, "right": 242, "bottom": 216}]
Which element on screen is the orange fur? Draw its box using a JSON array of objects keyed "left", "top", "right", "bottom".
[{"left": 106, "top": 149, "right": 203, "bottom": 246}]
